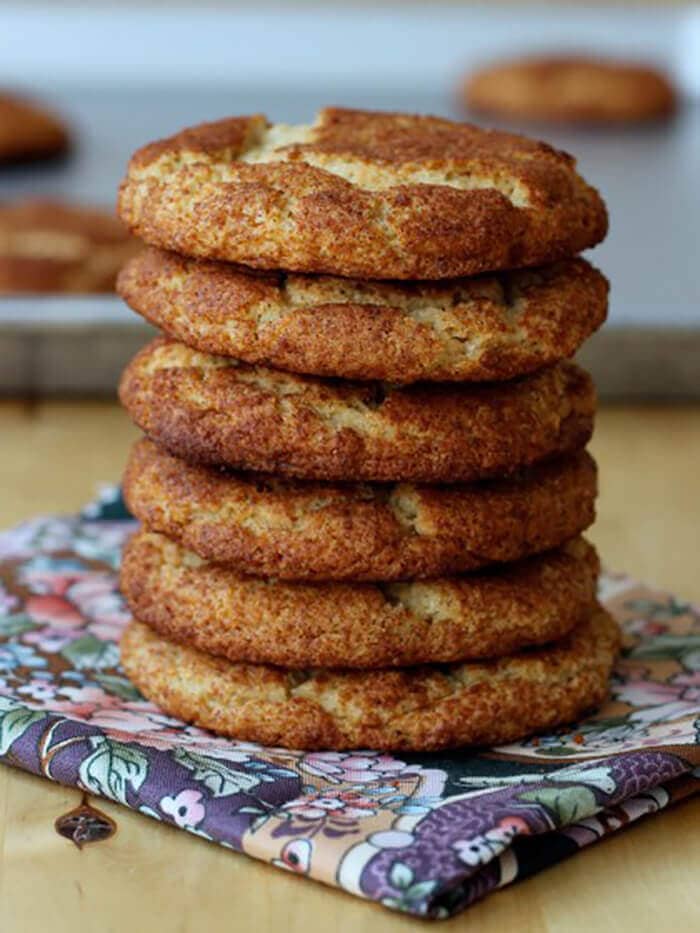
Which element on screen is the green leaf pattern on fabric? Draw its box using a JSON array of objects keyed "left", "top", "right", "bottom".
[
  {"left": 78, "top": 736, "right": 149, "bottom": 804},
  {"left": 173, "top": 748, "right": 264, "bottom": 796},
  {"left": 62, "top": 634, "right": 120, "bottom": 671},
  {"left": 520, "top": 785, "right": 598, "bottom": 825},
  {"left": 0, "top": 697, "right": 48, "bottom": 755},
  {"left": 0, "top": 615, "right": 38, "bottom": 637}
]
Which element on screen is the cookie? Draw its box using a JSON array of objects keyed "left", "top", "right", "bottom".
[
  {"left": 121, "top": 531, "right": 599, "bottom": 668},
  {"left": 464, "top": 56, "right": 677, "bottom": 125},
  {"left": 118, "top": 248, "right": 608, "bottom": 383},
  {"left": 119, "top": 338, "right": 595, "bottom": 483},
  {"left": 123, "top": 439, "right": 597, "bottom": 581},
  {"left": 0, "top": 92, "right": 69, "bottom": 163},
  {"left": 0, "top": 199, "right": 140, "bottom": 293},
  {"left": 118, "top": 107, "right": 607, "bottom": 280},
  {"left": 120, "top": 607, "right": 620, "bottom": 750}
]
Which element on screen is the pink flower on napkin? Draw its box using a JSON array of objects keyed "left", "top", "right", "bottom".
[
  {"left": 160, "top": 790, "right": 205, "bottom": 828},
  {"left": 300, "top": 751, "right": 420, "bottom": 785},
  {"left": 282, "top": 790, "right": 377, "bottom": 821}
]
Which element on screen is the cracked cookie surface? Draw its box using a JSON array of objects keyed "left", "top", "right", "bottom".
[
  {"left": 119, "top": 338, "right": 595, "bottom": 483},
  {"left": 118, "top": 107, "right": 607, "bottom": 279},
  {"left": 119, "top": 248, "right": 607, "bottom": 383},
  {"left": 123, "top": 439, "right": 597, "bottom": 581},
  {"left": 120, "top": 531, "right": 599, "bottom": 668}
]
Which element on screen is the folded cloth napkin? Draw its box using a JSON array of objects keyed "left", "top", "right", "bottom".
[{"left": 0, "top": 489, "right": 698, "bottom": 920}]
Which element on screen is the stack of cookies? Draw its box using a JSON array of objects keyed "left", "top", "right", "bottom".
[{"left": 115, "top": 108, "right": 620, "bottom": 751}]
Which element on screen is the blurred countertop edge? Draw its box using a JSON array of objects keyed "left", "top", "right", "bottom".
[{"left": 0, "top": 318, "right": 698, "bottom": 399}]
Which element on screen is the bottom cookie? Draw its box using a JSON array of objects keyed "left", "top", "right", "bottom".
[{"left": 120, "top": 608, "right": 620, "bottom": 751}]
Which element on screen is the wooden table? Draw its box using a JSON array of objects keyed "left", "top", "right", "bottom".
[{"left": 1, "top": 400, "right": 699, "bottom": 932}]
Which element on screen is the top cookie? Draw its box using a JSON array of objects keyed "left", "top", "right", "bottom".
[
  {"left": 0, "top": 92, "right": 70, "bottom": 163},
  {"left": 464, "top": 56, "right": 677, "bottom": 125},
  {"left": 118, "top": 107, "right": 607, "bottom": 280}
]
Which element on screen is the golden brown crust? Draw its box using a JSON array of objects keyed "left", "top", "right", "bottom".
[
  {"left": 120, "top": 531, "right": 599, "bottom": 668},
  {"left": 119, "top": 338, "right": 596, "bottom": 483},
  {"left": 464, "top": 56, "right": 677, "bottom": 125},
  {"left": 120, "top": 607, "right": 620, "bottom": 750},
  {"left": 123, "top": 439, "right": 597, "bottom": 581},
  {"left": 0, "top": 92, "right": 69, "bottom": 163},
  {"left": 0, "top": 199, "right": 140, "bottom": 293},
  {"left": 118, "top": 107, "right": 607, "bottom": 280},
  {"left": 118, "top": 248, "right": 608, "bottom": 383}
]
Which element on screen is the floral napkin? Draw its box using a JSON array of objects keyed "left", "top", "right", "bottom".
[{"left": 0, "top": 489, "right": 698, "bottom": 920}]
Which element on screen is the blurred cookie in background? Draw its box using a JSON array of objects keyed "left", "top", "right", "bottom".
[
  {"left": 0, "top": 92, "right": 70, "bottom": 164},
  {"left": 463, "top": 55, "right": 678, "bottom": 125},
  {"left": 0, "top": 199, "right": 140, "bottom": 293}
]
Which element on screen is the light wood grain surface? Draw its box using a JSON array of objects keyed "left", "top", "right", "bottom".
[{"left": 0, "top": 400, "right": 698, "bottom": 932}]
